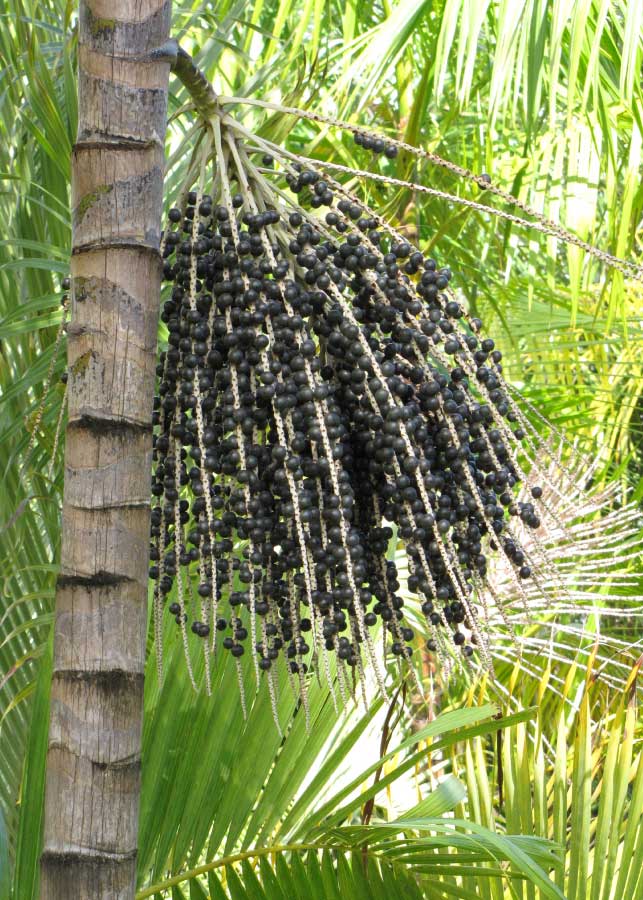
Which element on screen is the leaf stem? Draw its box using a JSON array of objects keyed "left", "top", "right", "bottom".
[{"left": 135, "top": 843, "right": 318, "bottom": 898}]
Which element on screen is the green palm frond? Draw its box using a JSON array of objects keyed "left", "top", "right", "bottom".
[
  {"left": 135, "top": 700, "right": 564, "bottom": 900},
  {"left": 453, "top": 664, "right": 643, "bottom": 900}
]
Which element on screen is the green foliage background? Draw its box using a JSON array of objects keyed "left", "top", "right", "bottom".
[{"left": 0, "top": 1, "right": 641, "bottom": 898}]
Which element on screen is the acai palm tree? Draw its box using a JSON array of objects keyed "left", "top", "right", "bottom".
[
  {"left": 0, "top": 2, "right": 641, "bottom": 899},
  {"left": 38, "top": 4, "right": 173, "bottom": 897}
]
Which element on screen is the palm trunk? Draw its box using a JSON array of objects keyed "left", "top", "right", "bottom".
[{"left": 40, "top": 3, "right": 172, "bottom": 897}]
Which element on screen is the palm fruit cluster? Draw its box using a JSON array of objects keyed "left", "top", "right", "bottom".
[
  {"left": 149, "top": 111, "right": 557, "bottom": 716},
  {"left": 353, "top": 131, "right": 399, "bottom": 158}
]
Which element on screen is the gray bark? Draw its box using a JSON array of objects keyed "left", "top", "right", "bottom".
[{"left": 40, "top": 3, "right": 172, "bottom": 897}]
